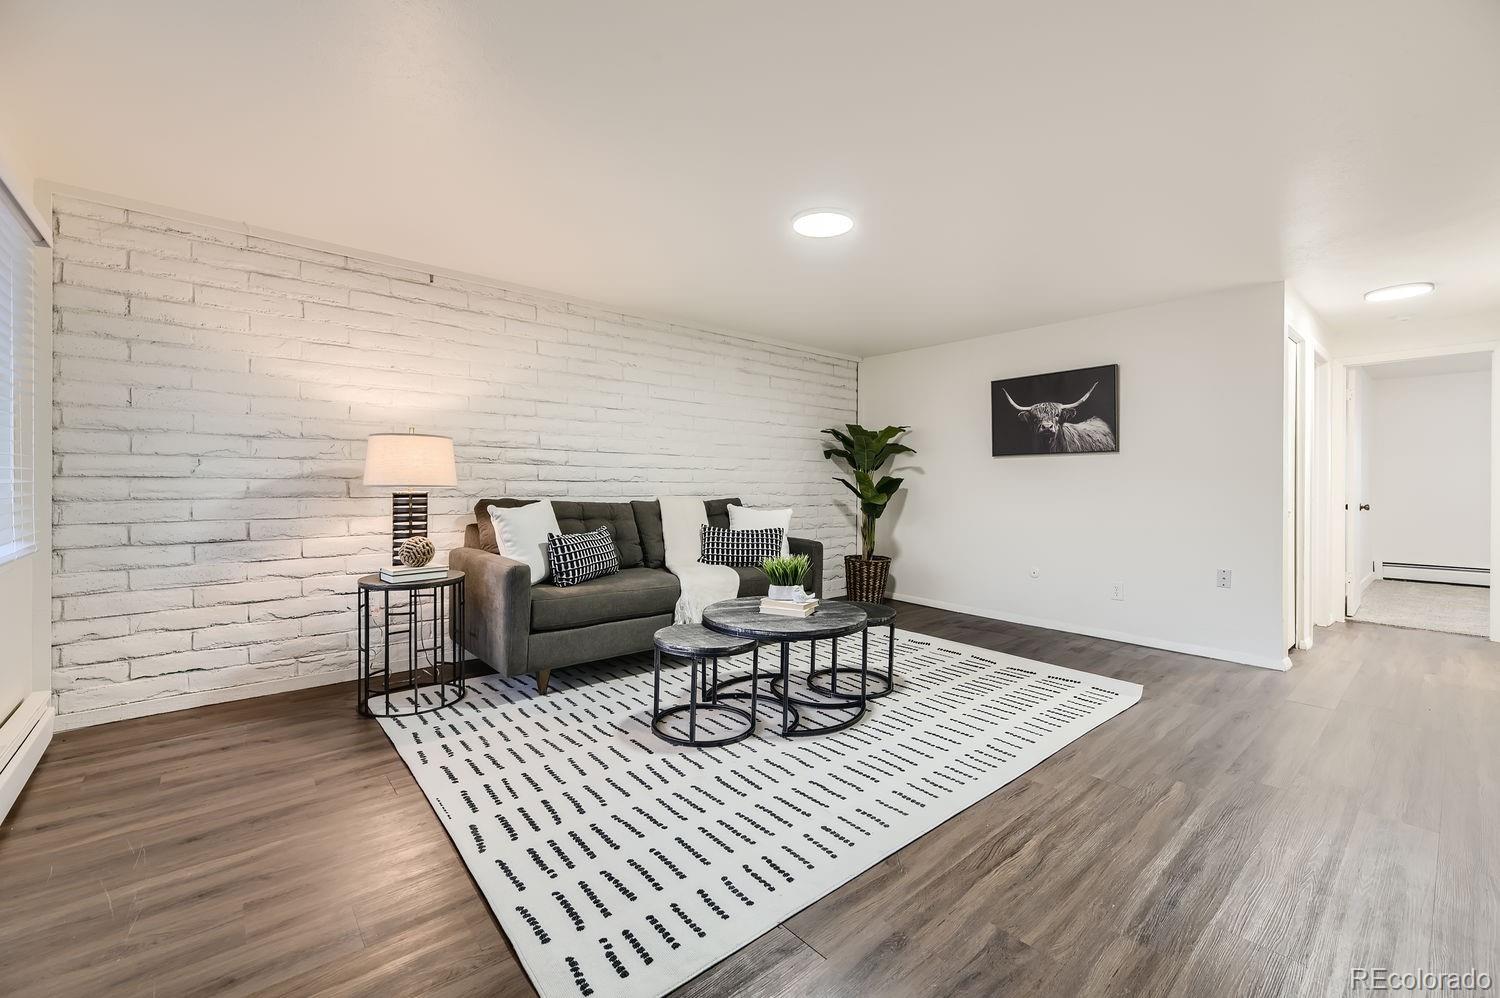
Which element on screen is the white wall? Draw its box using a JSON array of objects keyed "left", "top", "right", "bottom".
[
  {"left": 49, "top": 190, "right": 858, "bottom": 728},
  {"left": 859, "top": 283, "right": 1288, "bottom": 669},
  {"left": 1368, "top": 369, "right": 1490, "bottom": 573}
]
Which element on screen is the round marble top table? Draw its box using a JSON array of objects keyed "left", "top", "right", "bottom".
[
  {"left": 700, "top": 597, "right": 868, "bottom": 641},
  {"left": 701, "top": 597, "right": 869, "bottom": 737}
]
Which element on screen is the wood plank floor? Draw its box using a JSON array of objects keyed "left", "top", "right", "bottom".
[{"left": 3, "top": 604, "right": 1498, "bottom": 996}]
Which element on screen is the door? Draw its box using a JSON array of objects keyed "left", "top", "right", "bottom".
[
  {"left": 1345, "top": 370, "right": 1367, "bottom": 616},
  {"left": 1284, "top": 336, "right": 1299, "bottom": 651}
]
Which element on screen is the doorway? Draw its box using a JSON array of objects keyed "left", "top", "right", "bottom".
[{"left": 1341, "top": 352, "right": 1492, "bottom": 637}]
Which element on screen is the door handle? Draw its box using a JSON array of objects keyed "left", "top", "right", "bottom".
[{"left": 1359, "top": 504, "right": 1370, "bottom": 511}]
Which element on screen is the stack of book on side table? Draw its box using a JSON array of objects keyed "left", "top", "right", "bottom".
[
  {"left": 759, "top": 596, "right": 819, "bottom": 618},
  {"left": 379, "top": 563, "right": 447, "bottom": 584}
]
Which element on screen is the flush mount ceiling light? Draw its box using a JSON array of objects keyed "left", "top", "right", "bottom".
[
  {"left": 1364, "top": 282, "right": 1435, "bottom": 303},
  {"left": 792, "top": 209, "right": 854, "bottom": 238}
]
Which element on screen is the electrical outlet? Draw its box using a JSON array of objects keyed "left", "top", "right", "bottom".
[
  {"left": 1110, "top": 582, "right": 1125, "bottom": 601},
  {"left": 1216, "top": 569, "right": 1232, "bottom": 589},
  {"left": 1029, "top": 567, "right": 1040, "bottom": 580}
]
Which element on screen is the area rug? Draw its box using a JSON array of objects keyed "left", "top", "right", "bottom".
[
  {"left": 1354, "top": 579, "right": 1489, "bottom": 637},
  {"left": 377, "top": 629, "right": 1142, "bottom": 998}
]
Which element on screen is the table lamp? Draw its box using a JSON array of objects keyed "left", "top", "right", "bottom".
[{"left": 363, "top": 431, "right": 458, "bottom": 564}]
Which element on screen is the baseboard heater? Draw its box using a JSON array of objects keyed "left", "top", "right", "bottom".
[
  {"left": 1381, "top": 562, "right": 1490, "bottom": 587},
  {"left": 1, "top": 692, "right": 53, "bottom": 824}
]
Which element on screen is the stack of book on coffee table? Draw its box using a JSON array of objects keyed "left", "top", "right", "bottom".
[
  {"left": 379, "top": 563, "right": 447, "bottom": 584},
  {"left": 759, "top": 596, "right": 819, "bottom": 618}
]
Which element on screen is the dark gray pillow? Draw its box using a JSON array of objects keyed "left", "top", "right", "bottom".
[{"left": 632, "top": 497, "right": 743, "bottom": 568}]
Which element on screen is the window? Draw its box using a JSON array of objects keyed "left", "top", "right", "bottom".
[{"left": 0, "top": 190, "right": 38, "bottom": 564}]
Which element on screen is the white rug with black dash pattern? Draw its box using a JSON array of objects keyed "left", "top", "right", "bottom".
[{"left": 377, "top": 628, "right": 1143, "bottom": 998}]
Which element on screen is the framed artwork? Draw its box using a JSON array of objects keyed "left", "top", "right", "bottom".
[{"left": 991, "top": 364, "right": 1119, "bottom": 456}]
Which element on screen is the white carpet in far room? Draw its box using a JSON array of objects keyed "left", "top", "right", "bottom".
[{"left": 1354, "top": 580, "right": 1489, "bottom": 638}]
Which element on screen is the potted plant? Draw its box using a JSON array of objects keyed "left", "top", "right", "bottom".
[
  {"left": 821, "top": 423, "right": 913, "bottom": 602},
  {"left": 761, "top": 554, "right": 812, "bottom": 601}
]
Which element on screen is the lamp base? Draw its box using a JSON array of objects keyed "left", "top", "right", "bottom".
[{"left": 391, "top": 491, "right": 428, "bottom": 563}]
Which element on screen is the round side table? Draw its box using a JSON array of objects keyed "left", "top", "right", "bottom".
[
  {"left": 807, "top": 601, "right": 897, "bottom": 701},
  {"left": 357, "top": 570, "right": 466, "bottom": 717},
  {"left": 651, "top": 624, "right": 758, "bottom": 747}
]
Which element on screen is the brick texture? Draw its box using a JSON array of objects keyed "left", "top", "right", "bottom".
[{"left": 51, "top": 195, "right": 858, "bottom": 719}]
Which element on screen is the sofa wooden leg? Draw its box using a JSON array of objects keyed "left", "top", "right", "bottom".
[{"left": 535, "top": 669, "right": 551, "bottom": 695}]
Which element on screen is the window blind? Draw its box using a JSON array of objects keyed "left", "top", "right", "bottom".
[{"left": 0, "top": 193, "right": 37, "bottom": 564}]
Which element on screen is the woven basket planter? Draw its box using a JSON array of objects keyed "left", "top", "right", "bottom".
[{"left": 844, "top": 554, "right": 891, "bottom": 603}]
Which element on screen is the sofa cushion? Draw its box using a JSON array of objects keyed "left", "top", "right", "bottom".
[
  {"left": 633, "top": 497, "right": 742, "bottom": 568},
  {"left": 731, "top": 565, "right": 770, "bottom": 598},
  {"left": 530, "top": 567, "right": 681, "bottom": 632},
  {"left": 474, "top": 498, "right": 642, "bottom": 568},
  {"left": 631, "top": 500, "right": 665, "bottom": 568},
  {"left": 551, "top": 501, "right": 643, "bottom": 568}
]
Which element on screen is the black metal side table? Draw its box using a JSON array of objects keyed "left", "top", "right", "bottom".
[
  {"left": 357, "top": 570, "right": 466, "bottom": 717},
  {"left": 651, "top": 624, "right": 758, "bottom": 747},
  {"left": 807, "top": 601, "right": 898, "bottom": 700}
]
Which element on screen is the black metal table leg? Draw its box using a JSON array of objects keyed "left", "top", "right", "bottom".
[
  {"left": 688, "top": 654, "right": 699, "bottom": 741},
  {"left": 749, "top": 644, "right": 758, "bottom": 722},
  {"left": 888, "top": 620, "right": 895, "bottom": 690},
  {"left": 830, "top": 636, "right": 839, "bottom": 696},
  {"left": 780, "top": 641, "right": 791, "bottom": 736}
]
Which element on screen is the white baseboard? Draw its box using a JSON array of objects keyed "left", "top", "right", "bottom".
[
  {"left": 892, "top": 592, "right": 1290, "bottom": 671},
  {"left": 54, "top": 668, "right": 358, "bottom": 731},
  {"left": 1, "top": 693, "right": 53, "bottom": 824}
]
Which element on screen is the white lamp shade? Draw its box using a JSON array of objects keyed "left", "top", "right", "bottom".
[{"left": 363, "top": 433, "right": 458, "bottom": 487}]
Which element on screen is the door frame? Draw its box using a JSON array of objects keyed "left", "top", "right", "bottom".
[
  {"left": 1327, "top": 340, "right": 1500, "bottom": 642},
  {"left": 1283, "top": 330, "right": 1302, "bottom": 656},
  {"left": 1285, "top": 325, "right": 1324, "bottom": 655}
]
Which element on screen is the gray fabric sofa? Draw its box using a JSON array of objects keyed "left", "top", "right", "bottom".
[{"left": 449, "top": 497, "right": 823, "bottom": 691}]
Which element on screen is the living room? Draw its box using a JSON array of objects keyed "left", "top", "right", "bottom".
[{"left": 2, "top": 3, "right": 1499, "bottom": 996}]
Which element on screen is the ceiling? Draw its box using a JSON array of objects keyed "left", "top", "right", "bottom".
[
  {"left": 1364, "top": 351, "right": 1492, "bottom": 379},
  {"left": 2, "top": 0, "right": 1498, "bottom": 358}
]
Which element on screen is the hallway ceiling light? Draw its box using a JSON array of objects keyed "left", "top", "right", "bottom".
[
  {"left": 1364, "top": 282, "right": 1435, "bottom": 303},
  {"left": 792, "top": 209, "right": 854, "bottom": 238}
]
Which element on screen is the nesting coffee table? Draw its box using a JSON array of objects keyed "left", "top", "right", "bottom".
[{"left": 701, "top": 597, "right": 870, "bottom": 738}]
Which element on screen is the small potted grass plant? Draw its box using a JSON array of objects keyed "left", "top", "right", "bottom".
[{"left": 761, "top": 554, "right": 812, "bottom": 602}]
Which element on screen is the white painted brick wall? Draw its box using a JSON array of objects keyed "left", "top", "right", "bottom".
[{"left": 51, "top": 194, "right": 859, "bottom": 720}]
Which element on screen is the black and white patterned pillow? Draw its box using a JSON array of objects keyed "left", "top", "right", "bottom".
[
  {"left": 547, "top": 527, "right": 620, "bottom": 587},
  {"left": 698, "top": 525, "right": 784, "bottom": 567}
]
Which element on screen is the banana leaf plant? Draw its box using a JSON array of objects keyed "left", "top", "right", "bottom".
[{"left": 821, "top": 424, "right": 914, "bottom": 559}]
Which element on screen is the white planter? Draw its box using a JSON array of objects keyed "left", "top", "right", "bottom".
[{"left": 767, "top": 585, "right": 805, "bottom": 602}]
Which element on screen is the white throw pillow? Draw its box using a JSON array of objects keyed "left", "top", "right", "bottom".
[
  {"left": 488, "top": 501, "right": 562, "bottom": 583},
  {"left": 727, "top": 504, "right": 792, "bottom": 557}
]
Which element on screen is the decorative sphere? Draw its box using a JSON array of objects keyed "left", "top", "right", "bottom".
[{"left": 398, "top": 535, "right": 435, "bottom": 568}]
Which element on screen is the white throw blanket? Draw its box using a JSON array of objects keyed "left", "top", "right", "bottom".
[{"left": 660, "top": 496, "right": 739, "bottom": 623}]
